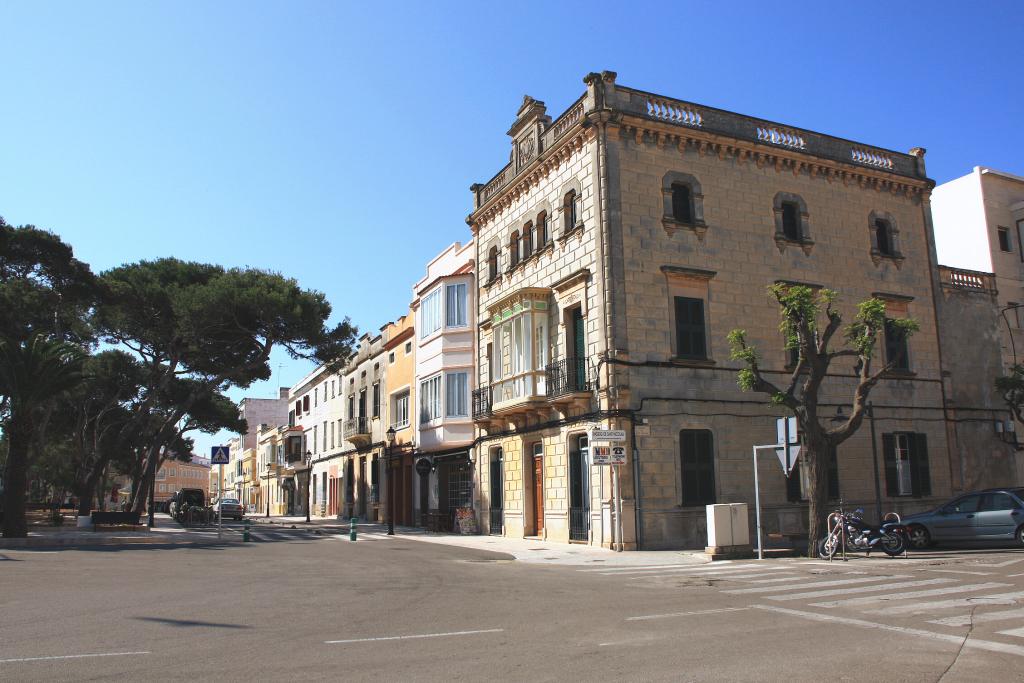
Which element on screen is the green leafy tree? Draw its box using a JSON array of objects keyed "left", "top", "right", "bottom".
[
  {"left": 996, "top": 366, "right": 1024, "bottom": 425},
  {"left": 0, "top": 336, "right": 86, "bottom": 537},
  {"left": 96, "top": 258, "right": 357, "bottom": 515},
  {"left": 728, "top": 285, "right": 918, "bottom": 553}
]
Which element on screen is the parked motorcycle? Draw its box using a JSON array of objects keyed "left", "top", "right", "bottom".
[{"left": 818, "top": 507, "right": 908, "bottom": 558}]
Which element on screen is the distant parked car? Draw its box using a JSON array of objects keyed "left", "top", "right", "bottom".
[
  {"left": 216, "top": 498, "right": 245, "bottom": 521},
  {"left": 168, "top": 488, "right": 206, "bottom": 519},
  {"left": 903, "top": 488, "right": 1024, "bottom": 548}
]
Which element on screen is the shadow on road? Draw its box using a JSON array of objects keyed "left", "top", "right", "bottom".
[{"left": 133, "top": 616, "right": 253, "bottom": 629}]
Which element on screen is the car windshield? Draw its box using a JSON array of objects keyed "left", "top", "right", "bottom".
[{"left": 221, "top": 499, "right": 239, "bottom": 505}]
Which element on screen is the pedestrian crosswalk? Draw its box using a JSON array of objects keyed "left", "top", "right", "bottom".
[
  {"left": 580, "top": 558, "right": 1024, "bottom": 656},
  {"left": 340, "top": 531, "right": 395, "bottom": 542}
]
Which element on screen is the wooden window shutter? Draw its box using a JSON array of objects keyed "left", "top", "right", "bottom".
[
  {"left": 882, "top": 433, "right": 898, "bottom": 497},
  {"left": 909, "top": 433, "right": 931, "bottom": 498}
]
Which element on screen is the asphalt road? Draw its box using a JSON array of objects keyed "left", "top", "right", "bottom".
[{"left": 4, "top": 531, "right": 1024, "bottom": 682}]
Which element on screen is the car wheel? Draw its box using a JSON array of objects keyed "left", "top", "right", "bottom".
[
  {"left": 1016, "top": 525, "right": 1024, "bottom": 548},
  {"left": 908, "top": 525, "right": 931, "bottom": 549}
]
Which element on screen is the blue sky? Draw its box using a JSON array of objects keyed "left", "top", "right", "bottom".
[{"left": 2, "top": 1, "right": 1021, "bottom": 457}]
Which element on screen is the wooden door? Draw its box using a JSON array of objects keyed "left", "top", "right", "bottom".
[{"left": 533, "top": 452, "right": 544, "bottom": 534}]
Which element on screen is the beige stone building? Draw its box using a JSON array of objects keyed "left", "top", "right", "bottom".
[{"left": 470, "top": 72, "right": 1011, "bottom": 550}]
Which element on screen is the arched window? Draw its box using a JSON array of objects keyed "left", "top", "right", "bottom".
[
  {"left": 536, "top": 211, "right": 548, "bottom": 248},
  {"left": 509, "top": 231, "right": 520, "bottom": 269},
  {"left": 487, "top": 246, "right": 499, "bottom": 283},
  {"left": 522, "top": 221, "right": 533, "bottom": 259},
  {"left": 563, "top": 190, "right": 580, "bottom": 233},
  {"left": 875, "top": 219, "right": 894, "bottom": 256},
  {"left": 772, "top": 192, "right": 811, "bottom": 249},
  {"left": 671, "top": 183, "right": 693, "bottom": 223},
  {"left": 869, "top": 211, "right": 903, "bottom": 263},
  {"left": 781, "top": 202, "right": 801, "bottom": 241},
  {"left": 661, "top": 171, "right": 706, "bottom": 239}
]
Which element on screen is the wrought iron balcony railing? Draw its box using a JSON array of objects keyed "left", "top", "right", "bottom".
[
  {"left": 545, "top": 356, "right": 592, "bottom": 398},
  {"left": 344, "top": 416, "right": 370, "bottom": 439},
  {"left": 472, "top": 386, "right": 492, "bottom": 420}
]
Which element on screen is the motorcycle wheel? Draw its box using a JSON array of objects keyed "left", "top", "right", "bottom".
[
  {"left": 881, "top": 532, "right": 906, "bottom": 556},
  {"left": 818, "top": 535, "right": 839, "bottom": 559}
]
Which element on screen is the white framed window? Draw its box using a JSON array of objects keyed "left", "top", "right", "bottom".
[
  {"left": 421, "top": 289, "right": 442, "bottom": 338},
  {"left": 420, "top": 374, "right": 442, "bottom": 424},
  {"left": 392, "top": 390, "right": 410, "bottom": 429},
  {"left": 446, "top": 283, "right": 468, "bottom": 328},
  {"left": 446, "top": 371, "right": 469, "bottom": 418}
]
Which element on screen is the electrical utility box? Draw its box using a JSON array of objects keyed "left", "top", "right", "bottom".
[{"left": 705, "top": 503, "right": 751, "bottom": 558}]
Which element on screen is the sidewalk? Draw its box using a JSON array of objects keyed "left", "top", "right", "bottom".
[
  {"left": 0, "top": 513, "right": 241, "bottom": 548},
  {"left": 254, "top": 514, "right": 711, "bottom": 566}
]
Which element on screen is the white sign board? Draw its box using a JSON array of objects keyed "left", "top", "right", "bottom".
[
  {"left": 775, "top": 445, "right": 800, "bottom": 476},
  {"left": 592, "top": 444, "right": 628, "bottom": 465},
  {"left": 591, "top": 429, "right": 626, "bottom": 442},
  {"left": 776, "top": 417, "right": 798, "bottom": 445},
  {"left": 210, "top": 446, "right": 231, "bottom": 465}
]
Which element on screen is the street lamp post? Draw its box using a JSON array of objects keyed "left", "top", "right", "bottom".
[
  {"left": 305, "top": 450, "right": 312, "bottom": 524},
  {"left": 386, "top": 426, "right": 396, "bottom": 535}
]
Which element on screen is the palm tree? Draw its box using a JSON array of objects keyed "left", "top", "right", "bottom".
[{"left": 0, "top": 335, "right": 85, "bottom": 537}]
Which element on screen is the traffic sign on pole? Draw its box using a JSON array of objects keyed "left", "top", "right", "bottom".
[
  {"left": 591, "top": 429, "right": 627, "bottom": 443},
  {"left": 210, "top": 446, "right": 230, "bottom": 465},
  {"left": 775, "top": 445, "right": 801, "bottom": 476}
]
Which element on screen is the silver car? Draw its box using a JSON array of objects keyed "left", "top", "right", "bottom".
[
  {"left": 216, "top": 498, "right": 245, "bottom": 521},
  {"left": 903, "top": 488, "right": 1024, "bottom": 549}
]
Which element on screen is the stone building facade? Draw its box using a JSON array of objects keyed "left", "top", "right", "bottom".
[{"left": 470, "top": 72, "right": 1011, "bottom": 550}]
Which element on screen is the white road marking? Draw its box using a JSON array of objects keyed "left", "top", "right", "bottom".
[
  {"left": 867, "top": 589, "right": 1024, "bottom": 616},
  {"left": 713, "top": 571, "right": 800, "bottom": 580},
  {"left": 1008, "top": 572, "right": 1024, "bottom": 578},
  {"left": 0, "top": 651, "right": 150, "bottom": 664},
  {"left": 975, "top": 558, "right": 1024, "bottom": 568},
  {"left": 625, "top": 566, "right": 789, "bottom": 580},
  {"left": 753, "top": 605, "right": 1024, "bottom": 658},
  {"left": 626, "top": 607, "right": 750, "bottom": 622},
  {"left": 743, "top": 576, "right": 810, "bottom": 584},
  {"left": 926, "top": 569, "right": 994, "bottom": 576},
  {"left": 767, "top": 578, "right": 955, "bottom": 602},
  {"left": 723, "top": 575, "right": 910, "bottom": 595},
  {"left": 325, "top": 628, "right": 504, "bottom": 644},
  {"left": 580, "top": 562, "right": 731, "bottom": 573},
  {"left": 997, "top": 627, "right": 1024, "bottom": 638},
  {"left": 814, "top": 582, "right": 1011, "bottom": 609},
  {"left": 931, "top": 607, "right": 1024, "bottom": 627},
  {"left": 598, "top": 563, "right": 763, "bottom": 576}
]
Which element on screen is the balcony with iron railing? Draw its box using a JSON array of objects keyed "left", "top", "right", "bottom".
[
  {"left": 344, "top": 416, "right": 371, "bottom": 444},
  {"left": 472, "top": 386, "right": 492, "bottom": 421},
  {"left": 545, "top": 356, "right": 592, "bottom": 402}
]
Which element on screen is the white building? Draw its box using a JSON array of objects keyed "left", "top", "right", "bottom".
[{"left": 412, "top": 241, "right": 476, "bottom": 529}]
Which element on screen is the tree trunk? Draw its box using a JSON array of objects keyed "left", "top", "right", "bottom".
[
  {"left": 804, "top": 432, "right": 831, "bottom": 557},
  {"left": 1, "top": 421, "right": 32, "bottom": 538},
  {"left": 131, "top": 447, "right": 158, "bottom": 515},
  {"left": 76, "top": 463, "right": 104, "bottom": 517}
]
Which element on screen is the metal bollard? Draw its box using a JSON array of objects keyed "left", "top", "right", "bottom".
[
  {"left": 350, "top": 517, "right": 358, "bottom": 541},
  {"left": 243, "top": 518, "right": 251, "bottom": 542}
]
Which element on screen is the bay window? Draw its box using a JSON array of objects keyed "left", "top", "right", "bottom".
[
  {"left": 446, "top": 371, "right": 469, "bottom": 417},
  {"left": 421, "top": 288, "right": 442, "bottom": 338},
  {"left": 420, "top": 375, "right": 441, "bottom": 424},
  {"left": 490, "top": 297, "right": 550, "bottom": 405}
]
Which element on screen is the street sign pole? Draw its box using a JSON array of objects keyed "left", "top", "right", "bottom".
[
  {"left": 218, "top": 463, "right": 223, "bottom": 540},
  {"left": 614, "top": 463, "right": 624, "bottom": 552},
  {"left": 752, "top": 445, "right": 763, "bottom": 560}
]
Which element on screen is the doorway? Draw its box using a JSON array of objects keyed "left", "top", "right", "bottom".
[
  {"left": 569, "top": 435, "right": 590, "bottom": 541},
  {"left": 530, "top": 442, "right": 545, "bottom": 536}
]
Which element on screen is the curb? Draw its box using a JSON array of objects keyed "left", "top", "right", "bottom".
[{"left": 0, "top": 535, "right": 242, "bottom": 549}]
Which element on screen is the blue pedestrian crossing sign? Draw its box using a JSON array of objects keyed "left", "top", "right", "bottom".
[{"left": 210, "top": 446, "right": 230, "bottom": 465}]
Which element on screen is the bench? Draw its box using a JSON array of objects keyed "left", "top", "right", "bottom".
[{"left": 91, "top": 511, "right": 142, "bottom": 526}]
